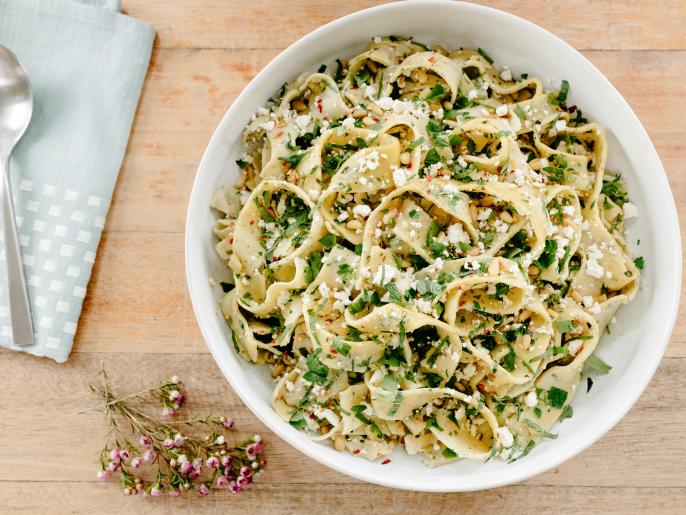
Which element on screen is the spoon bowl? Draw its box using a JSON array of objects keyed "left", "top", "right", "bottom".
[{"left": 0, "top": 45, "right": 33, "bottom": 157}]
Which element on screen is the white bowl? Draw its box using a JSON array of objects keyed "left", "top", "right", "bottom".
[{"left": 185, "top": 0, "right": 681, "bottom": 492}]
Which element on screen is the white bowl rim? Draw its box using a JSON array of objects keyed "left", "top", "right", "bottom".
[{"left": 185, "top": 0, "right": 682, "bottom": 492}]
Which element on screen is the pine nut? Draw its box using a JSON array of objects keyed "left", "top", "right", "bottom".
[
  {"left": 346, "top": 219, "right": 362, "bottom": 230},
  {"left": 400, "top": 152, "right": 411, "bottom": 165},
  {"left": 499, "top": 211, "right": 513, "bottom": 223},
  {"left": 369, "top": 104, "right": 383, "bottom": 116},
  {"left": 488, "top": 259, "right": 500, "bottom": 276}
]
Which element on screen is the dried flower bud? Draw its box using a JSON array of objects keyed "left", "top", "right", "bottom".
[
  {"left": 216, "top": 476, "right": 228, "bottom": 487},
  {"left": 198, "top": 484, "right": 210, "bottom": 496}
]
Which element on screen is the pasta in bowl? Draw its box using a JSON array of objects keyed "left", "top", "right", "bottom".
[
  {"left": 210, "top": 37, "right": 640, "bottom": 465},
  {"left": 186, "top": 1, "right": 680, "bottom": 491}
]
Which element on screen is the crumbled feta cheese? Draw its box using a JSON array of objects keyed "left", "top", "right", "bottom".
[
  {"left": 337, "top": 211, "right": 349, "bottom": 222},
  {"left": 352, "top": 204, "right": 372, "bottom": 218},
  {"left": 464, "top": 259, "right": 480, "bottom": 271},
  {"left": 555, "top": 119, "right": 567, "bottom": 131},
  {"left": 524, "top": 391, "right": 538, "bottom": 408},
  {"left": 308, "top": 189, "right": 320, "bottom": 201},
  {"left": 467, "top": 89, "right": 478, "bottom": 100},
  {"left": 493, "top": 218, "right": 510, "bottom": 234},
  {"left": 623, "top": 202, "right": 638, "bottom": 219},
  {"left": 341, "top": 116, "right": 356, "bottom": 129},
  {"left": 500, "top": 68, "right": 512, "bottom": 81},
  {"left": 568, "top": 338, "right": 583, "bottom": 355},
  {"left": 495, "top": 104, "right": 508, "bottom": 117},
  {"left": 585, "top": 243, "right": 605, "bottom": 279},
  {"left": 260, "top": 119, "right": 276, "bottom": 131},
  {"left": 318, "top": 282, "right": 330, "bottom": 298},
  {"left": 582, "top": 295, "right": 594, "bottom": 308},
  {"left": 447, "top": 223, "right": 470, "bottom": 246},
  {"left": 416, "top": 299, "right": 433, "bottom": 314},
  {"left": 373, "top": 264, "right": 397, "bottom": 285},
  {"left": 477, "top": 207, "right": 493, "bottom": 221},
  {"left": 586, "top": 259, "right": 605, "bottom": 279},
  {"left": 392, "top": 167, "right": 412, "bottom": 187},
  {"left": 497, "top": 427, "right": 514, "bottom": 448},
  {"left": 562, "top": 205, "right": 575, "bottom": 216}
]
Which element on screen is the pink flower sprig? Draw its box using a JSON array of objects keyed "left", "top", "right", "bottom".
[{"left": 88, "top": 365, "right": 265, "bottom": 497}]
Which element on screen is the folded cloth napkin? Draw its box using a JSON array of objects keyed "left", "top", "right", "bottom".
[{"left": 0, "top": 0, "right": 155, "bottom": 361}]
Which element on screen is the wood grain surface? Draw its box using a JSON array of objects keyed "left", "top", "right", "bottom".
[{"left": 1, "top": 1, "right": 685, "bottom": 513}]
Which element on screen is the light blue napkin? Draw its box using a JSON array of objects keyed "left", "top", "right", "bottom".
[{"left": 0, "top": 0, "right": 155, "bottom": 361}]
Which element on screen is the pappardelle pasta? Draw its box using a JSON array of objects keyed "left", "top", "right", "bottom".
[{"left": 210, "top": 37, "right": 641, "bottom": 465}]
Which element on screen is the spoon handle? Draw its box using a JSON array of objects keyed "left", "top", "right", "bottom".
[{"left": 0, "top": 157, "right": 34, "bottom": 345}]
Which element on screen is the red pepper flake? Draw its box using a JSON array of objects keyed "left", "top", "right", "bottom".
[
  {"left": 428, "top": 55, "right": 436, "bottom": 64},
  {"left": 352, "top": 449, "right": 361, "bottom": 455},
  {"left": 381, "top": 458, "right": 391, "bottom": 465},
  {"left": 249, "top": 220, "right": 255, "bottom": 225},
  {"left": 275, "top": 130, "right": 284, "bottom": 137},
  {"left": 477, "top": 383, "right": 486, "bottom": 393},
  {"left": 487, "top": 373, "right": 496, "bottom": 379},
  {"left": 316, "top": 97, "right": 323, "bottom": 113},
  {"left": 331, "top": 348, "right": 338, "bottom": 355},
  {"left": 267, "top": 208, "right": 276, "bottom": 217}
]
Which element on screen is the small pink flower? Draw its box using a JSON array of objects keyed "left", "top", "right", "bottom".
[
  {"left": 143, "top": 449, "right": 155, "bottom": 463},
  {"left": 169, "top": 490, "right": 180, "bottom": 497},
  {"left": 162, "top": 438, "right": 175, "bottom": 448},
  {"left": 177, "top": 454, "right": 188, "bottom": 464},
  {"left": 188, "top": 470, "right": 199, "bottom": 480},
  {"left": 162, "top": 407, "right": 176, "bottom": 417},
  {"left": 198, "top": 484, "right": 210, "bottom": 496},
  {"left": 239, "top": 465, "right": 251, "bottom": 477},
  {"left": 96, "top": 470, "right": 110, "bottom": 480},
  {"left": 139, "top": 435, "right": 151, "bottom": 447},
  {"left": 192, "top": 458, "right": 202, "bottom": 471},
  {"left": 173, "top": 433, "right": 185, "bottom": 447},
  {"left": 229, "top": 481, "right": 242, "bottom": 493},
  {"left": 131, "top": 457, "right": 143, "bottom": 468},
  {"left": 214, "top": 435, "right": 225, "bottom": 445},
  {"left": 206, "top": 456, "right": 220, "bottom": 469},
  {"left": 118, "top": 449, "right": 131, "bottom": 460},
  {"left": 253, "top": 435, "right": 262, "bottom": 443},
  {"left": 236, "top": 476, "right": 249, "bottom": 488},
  {"left": 216, "top": 476, "right": 229, "bottom": 487},
  {"left": 169, "top": 375, "right": 180, "bottom": 384},
  {"left": 179, "top": 462, "right": 193, "bottom": 475},
  {"left": 150, "top": 486, "right": 162, "bottom": 497},
  {"left": 222, "top": 418, "right": 235, "bottom": 429},
  {"left": 221, "top": 455, "right": 233, "bottom": 467},
  {"left": 109, "top": 449, "right": 120, "bottom": 461},
  {"left": 245, "top": 442, "right": 263, "bottom": 461},
  {"left": 107, "top": 461, "right": 119, "bottom": 472}
]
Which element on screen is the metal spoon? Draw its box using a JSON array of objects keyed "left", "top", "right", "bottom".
[{"left": 0, "top": 45, "right": 34, "bottom": 345}]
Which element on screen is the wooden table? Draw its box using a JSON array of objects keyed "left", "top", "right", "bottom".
[{"left": 1, "top": 1, "right": 684, "bottom": 512}]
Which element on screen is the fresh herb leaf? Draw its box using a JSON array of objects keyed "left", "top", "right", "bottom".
[
  {"left": 523, "top": 418, "right": 558, "bottom": 439},
  {"left": 424, "top": 148, "right": 441, "bottom": 166},
  {"left": 547, "top": 386, "right": 568, "bottom": 409},
  {"left": 477, "top": 47, "right": 494, "bottom": 64},
  {"left": 425, "top": 83, "right": 446, "bottom": 102},
  {"left": 585, "top": 354, "right": 612, "bottom": 375}
]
